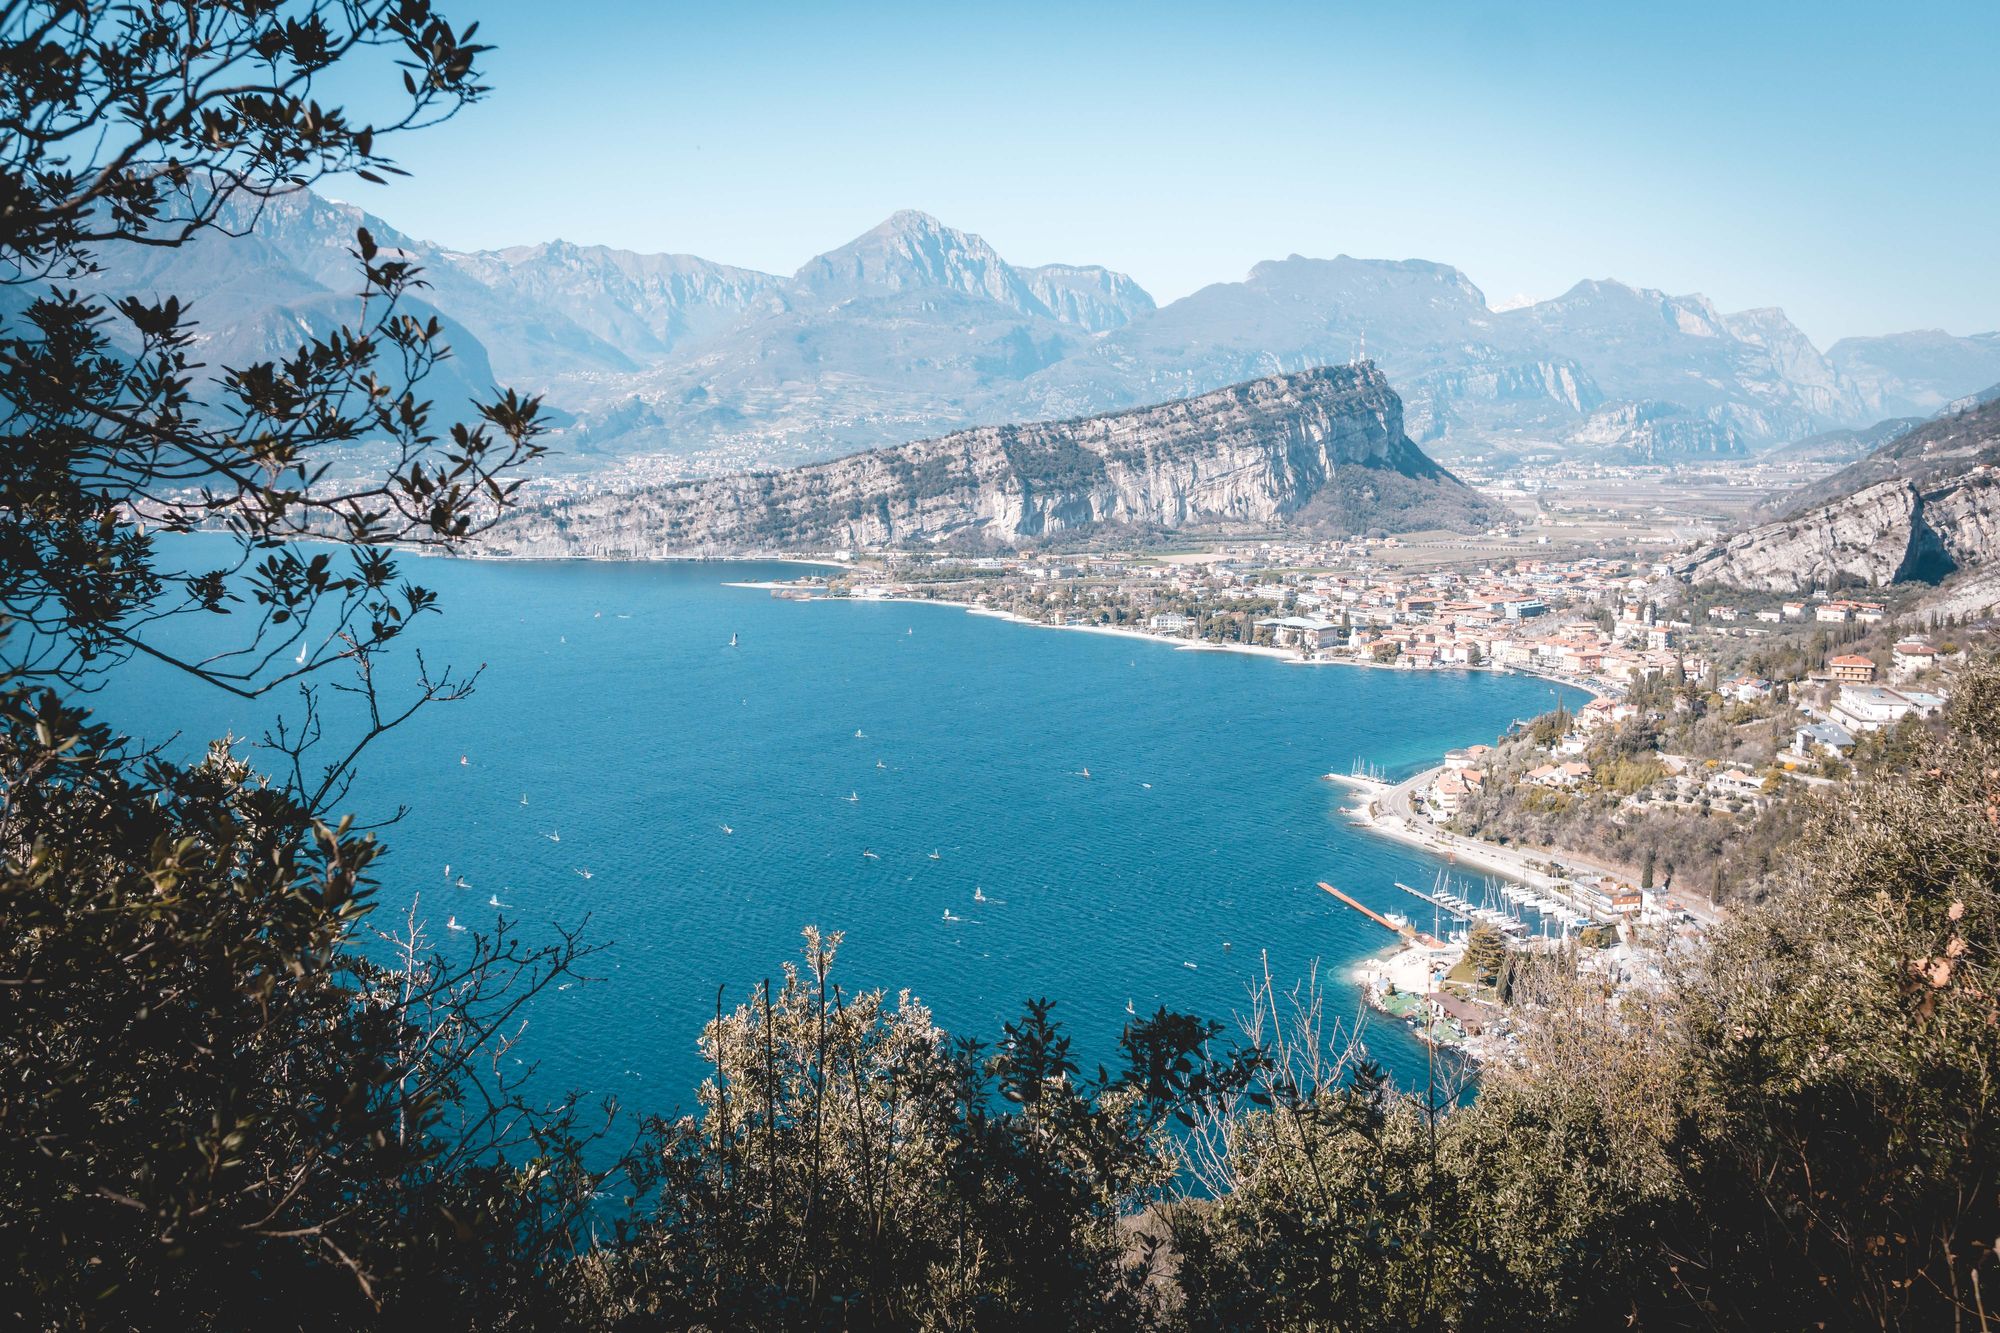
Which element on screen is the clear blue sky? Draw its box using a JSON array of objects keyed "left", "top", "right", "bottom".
[{"left": 327, "top": 0, "right": 1999, "bottom": 345}]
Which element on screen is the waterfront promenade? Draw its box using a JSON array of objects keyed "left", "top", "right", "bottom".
[{"left": 1329, "top": 769, "right": 1726, "bottom": 927}]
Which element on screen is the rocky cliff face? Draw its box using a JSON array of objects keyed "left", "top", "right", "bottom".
[
  {"left": 1684, "top": 396, "right": 2000, "bottom": 592},
  {"left": 443, "top": 242, "right": 784, "bottom": 363},
  {"left": 1682, "top": 480, "right": 1954, "bottom": 591},
  {"left": 484, "top": 365, "right": 1495, "bottom": 556},
  {"left": 1018, "top": 263, "right": 1156, "bottom": 333},
  {"left": 1564, "top": 400, "right": 1741, "bottom": 459}
]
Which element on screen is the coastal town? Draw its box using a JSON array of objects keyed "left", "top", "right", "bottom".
[{"left": 742, "top": 535, "right": 1976, "bottom": 1062}]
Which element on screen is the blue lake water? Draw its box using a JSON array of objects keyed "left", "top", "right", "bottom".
[{"left": 97, "top": 544, "right": 1585, "bottom": 1106}]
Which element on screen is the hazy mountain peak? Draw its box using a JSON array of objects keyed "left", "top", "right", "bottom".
[
  {"left": 788, "top": 211, "right": 1150, "bottom": 331},
  {"left": 877, "top": 208, "right": 953, "bottom": 236},
  {"left": 792, "top": 210, "right": 1037, "bottom": 313},
  {"left": 1243, "top": 254, "right": 1489, "bottom": 309},
  {"left": 1530, "top": 278, "right": 1726, "bottom": 334}
]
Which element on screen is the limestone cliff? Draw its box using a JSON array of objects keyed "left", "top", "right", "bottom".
[
  {"left": 1683, "top": 394, "right": 2000, "bottom": 591},
  {"left": 484, "top": 365, "right": 1497, "bottom": 556}
]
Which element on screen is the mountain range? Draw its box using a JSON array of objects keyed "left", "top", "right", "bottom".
[{"left": 58, "top": 189, "right": 2000, "bottom": 474}]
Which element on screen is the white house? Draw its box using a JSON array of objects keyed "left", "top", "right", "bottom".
[
  {"left": 1829, "top": 685, "right": 1946, "bottom": 734},
  {"left": 1892, "top": 639, "right": 1939, "bottom": 678}
]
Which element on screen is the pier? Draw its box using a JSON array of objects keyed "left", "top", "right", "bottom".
[
  {"left": 1318, "top": 882, "right": 1446, "bottom": 948},
  {"left": 1393, "top": 878, "right": 1472, "bottom": 922}
]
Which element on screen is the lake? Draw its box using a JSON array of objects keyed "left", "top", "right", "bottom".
[{"left": 97, "top": 544, "right": 1587, "bottom": 1106}]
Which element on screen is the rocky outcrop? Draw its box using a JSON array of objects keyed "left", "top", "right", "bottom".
[
  {"left": 483, "top": 365, "right": 1497, "bottom": 556},
  {"left": 1686, "top": 393, "right": 2000, "bottom": 593},
  {"left": 1681, "top": 480, "right": 1952, "bottom": 591}
]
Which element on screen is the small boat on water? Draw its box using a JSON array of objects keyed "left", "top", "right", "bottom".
[
  {"left": 446, "top": 917, "right": 466, "bottom": 932},
  {"left": 847, "top": 791, "right": 860, "bottom": 803},
  {"left": 1080, "top": 767, "right": 1091, "bottom": 779},
  {"left": 574, "top": 867, "right": 593, "bottom": 880},
  {"left": 459, "top": 754, "right": 469, "bottom": 766},
  {"left": 544, "top": 830, "right": 560, "bottom": 843},
  {"left": 942, "top": 908, "right": 961, "bottom": 922},
  {"left": 488, "top": 894, "right": 503, "bottom": 908},
  {"left": 973, "top": 887, "right": 986, "bottom": 902},
  {"left": 854, "top": 729, "right": 866, "bottom": 739},
  {"left": 728, "top": 633, "right": 739, "bottom": 648},
  {"left": 455, "top": 876, "right": 471, "bottom": 889},
  {"left": 720, "top": 824, "right": 733, "bottom": 834},
  {"left": 1126, "top": 998, "right": 1136, "bottom": 1015},
  {"left": 876, "top": 759, "right": 886, "bottom": 769},
  {"left": 862, "top": 849, "right": 879, "bottom": 860},
  {"left": 929, "top": 849, "right": 941, "bottom": 861},
  {"left": 520, "top": 792, "right": 529, "bottom": 806}
]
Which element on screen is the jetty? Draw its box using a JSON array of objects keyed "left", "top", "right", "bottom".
[
  {"left": 1318, "top": 882, "right": 1446, "bottom": 948},
  {"left": 1393, "top": 878, "right": 1470, "bottom": 922}
]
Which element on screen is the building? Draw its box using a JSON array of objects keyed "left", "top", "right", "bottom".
[
  {"left": 1829, "top": 685, "right": 1946, "bottom": 734},
  {"left": 1432, "top": 769, "right": 1483, "bottom": 817},
  {"left": 1424, "top": 992, "right": 1494, "bottom": 1037},
  {"left": 1829, "top": 654, "right": 1877, "bottom": 684},
  {"left": 1892, "top": 639, "right": 1938, "bottom": 677},
  {"left": 1255, "top": 615, "right": 1341, "bottom": 650},
  {"left": 1722, "top": 676, "right": 1774, "bottom": 703},
  {"left": 1148, "top": 612, "right": 1191, "bottom": 633},
  {"left": 1706, "top": 767, "right": 1769, "bottom": 805},
  {"left": 1794, "top": 720, "right": 1856, "bottom": 757}
]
